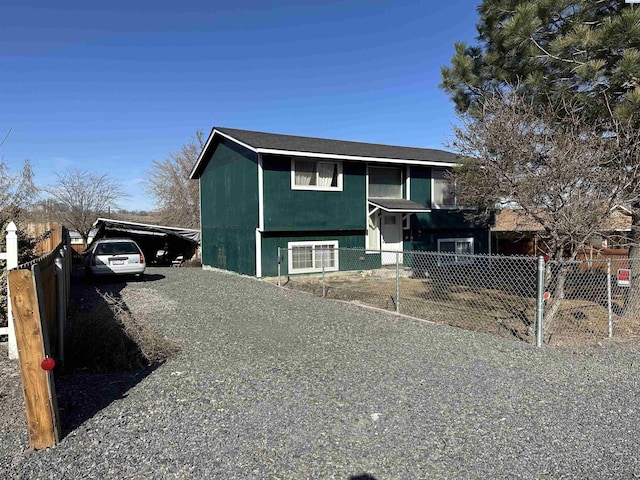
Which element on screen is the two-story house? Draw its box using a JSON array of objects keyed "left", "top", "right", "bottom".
[{"left": 189, "top": 127, "right": 489, "bottom": 277}]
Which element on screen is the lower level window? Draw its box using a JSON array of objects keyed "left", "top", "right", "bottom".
[
  {"left": 288, "top": 240, "right": 339, "bottom": 274},
  {"left": 437, "top": 238, "right": 474, "bottom": 265}
]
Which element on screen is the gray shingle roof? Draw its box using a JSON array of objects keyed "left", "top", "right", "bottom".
[{"left": 216, "top": 127, "right": 458, "bottom": 163}]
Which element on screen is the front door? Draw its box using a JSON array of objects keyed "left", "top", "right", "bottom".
[{"left": 380, "top": 213, "right": 403, "bottom": 265}]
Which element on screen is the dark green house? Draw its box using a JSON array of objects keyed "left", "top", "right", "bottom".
[{"left": 189, "top": 127, "right": 490, "bottom": 277}]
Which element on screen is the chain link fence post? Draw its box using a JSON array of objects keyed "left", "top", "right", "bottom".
[
  {"left": 607, "top": 259, "right": 613, "bottom": 338},
  {"left": 322, "top": 249, "right": 326, "bottom": 298},
  {"left": 535, "top": 255, "right": 545, "bottom": 348},
  {"left": 395, "top": 251, "right": 400, "bottom": 314},
  {"left": 277, "top": 247, "right": 281, "bottom": 287}
]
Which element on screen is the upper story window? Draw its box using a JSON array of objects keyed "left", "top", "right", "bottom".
[
  {"left": 291, "top": 158, "right": 343, "bottom": 191},
  {"left": 368, "top": 166, "right": 402, "bottom": 198},
  {"left": 432, "top": 168, "right": 457, "bottom": 209}
]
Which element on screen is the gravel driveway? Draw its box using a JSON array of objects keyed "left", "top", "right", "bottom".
[{"left": 1, "top": 267, "right": 640, "bottom": 479}]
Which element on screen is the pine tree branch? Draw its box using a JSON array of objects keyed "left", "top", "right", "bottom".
[{"left": 530, "top": 36, "right": 585, "bottom": 66}]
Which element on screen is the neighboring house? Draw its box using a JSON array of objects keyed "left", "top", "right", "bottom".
[
  {"left": 492, "top": 209, "right": 631, "bottom": 258},
  {"left": 189, "top": 127, "right": 490, "bottom": 277},
  {"left": 491, "top": 209, "right": 548, "bottom": 256}
]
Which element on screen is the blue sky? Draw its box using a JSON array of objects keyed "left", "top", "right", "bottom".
[{"left": 1, "top": 0, "right": 481, "bottom": 212}]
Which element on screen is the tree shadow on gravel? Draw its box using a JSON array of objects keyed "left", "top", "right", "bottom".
[{"left": 56, "top": 269, "right": 179, "bottom": 439}]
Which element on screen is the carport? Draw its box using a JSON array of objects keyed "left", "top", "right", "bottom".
[{"left": 91, "top": 218, "right": 200, "bottom": 265}]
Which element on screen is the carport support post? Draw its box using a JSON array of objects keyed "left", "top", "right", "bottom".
[
  {"left": 535, "top": 256, "right": 545, "bottom": 348},
  {"left": 607, "top": 259, "right": 613, "bottom": 338},
  {"left": 395, "top": 251, "right": 400, "bottom": 314}
]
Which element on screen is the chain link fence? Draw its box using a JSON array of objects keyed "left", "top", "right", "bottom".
[
  {"left": 273, "top": 247, "right": 640, "bottom": 347},
  {"left": 544, "top": 258, "right": 640, "bottom": 346}
]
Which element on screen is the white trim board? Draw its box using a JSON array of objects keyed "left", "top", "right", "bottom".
[
  {"left": 259, "top": 148, "right": 457, "bottom": 167},
  {"left": 258, "top": 153, "right": 265, "bottom": 230},
  {"left": 255, "top": 229, "right": 262, "bottom": 277}
]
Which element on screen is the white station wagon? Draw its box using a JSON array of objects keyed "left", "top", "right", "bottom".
[{"left": 84, "top": 238, "right": 146, "bottom": 279}]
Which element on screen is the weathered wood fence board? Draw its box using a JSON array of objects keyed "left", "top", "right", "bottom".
[
  {"left": 25, "top": 222, "right": 63, "bottom": 256},
  {"left": 9, "top": 269, "right": 60, "bottom": 449},
  {"left": 4, "top": 222, "right": 71, "bottom": 449}
]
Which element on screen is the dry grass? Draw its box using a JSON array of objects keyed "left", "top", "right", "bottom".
[{"left": 66, "top": 290, "right": 181, "bottom": 372}]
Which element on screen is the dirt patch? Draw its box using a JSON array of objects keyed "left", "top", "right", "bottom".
[{"left": 271, "top": 270, "right": 640, "bottom": 348}]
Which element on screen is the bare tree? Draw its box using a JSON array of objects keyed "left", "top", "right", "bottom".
[
  {"left": 452, "top": 92, "right": 640, "bottom": 259},
  {"left": 0, "top": 158, "right": 37, "bottom": 326},
  {"left": 450, "top": 91, "right": 640, "bottom": 322},
  {"left": 43, "top": 169, "right": 125, "bottom": 242},
  {"left": 0, "top": 158, "right": 36, "bottom": 231},
  {"left": 145, "top": 130, "right": 203, "bottom": 229}
]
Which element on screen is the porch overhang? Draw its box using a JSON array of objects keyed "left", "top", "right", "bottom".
[{"left": 368, "top": 198, "right": 431, "bottom": 214}]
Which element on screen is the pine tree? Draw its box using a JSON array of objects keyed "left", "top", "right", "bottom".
[
  {"left": 441, "top": 0, "right": 640, "bottom": 126},
  {"left": 441, "top": 1, "right": 640, "bottom": 319}
]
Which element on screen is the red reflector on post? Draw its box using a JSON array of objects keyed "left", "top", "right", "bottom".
[{"left": 41, "top": 358, "right": 55, "bottom": 371}]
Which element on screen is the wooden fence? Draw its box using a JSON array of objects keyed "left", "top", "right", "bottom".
[{"left": 5, "top": 222, "right": 72, "bottom": 449}]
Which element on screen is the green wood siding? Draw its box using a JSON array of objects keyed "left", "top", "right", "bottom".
[
  {"left": 405, "top": 166, "right": 488, "bottom": 253},
  {"left": 262, "top": 155, "right": 366, "bottom": 231},
  {"left": 200, "top": 138, "right": 259, "bottom": 275},
  {"left": 261, "top": 231, "right": 376, "bottom": 277},
  {"left": 409, "top": 165, "right": 431, "bottom": 209}
]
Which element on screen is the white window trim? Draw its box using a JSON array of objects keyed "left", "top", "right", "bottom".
[
  {"left": 431, "top": 167, "right": 457, "bottom": 210},
  {"left": 291, "top": 158, "right": 343, "bottom": 191},
  {"left": 288, "top": 240, "right": 339, "bottom": 274},
  {"left": 437, "top": 237, "right": 474, "bottom": 266}
]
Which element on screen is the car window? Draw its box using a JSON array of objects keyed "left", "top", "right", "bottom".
[{"left": 95, "top": 242, "right": 140, "bottom": 255}]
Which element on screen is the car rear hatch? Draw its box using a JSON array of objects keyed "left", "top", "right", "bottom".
[{"left": 93, "top": 242, "right": 144, "bottom": 268}]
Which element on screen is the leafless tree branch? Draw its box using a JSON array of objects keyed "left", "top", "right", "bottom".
[
  {"left": 144, "top": 130, "right": 203, "bottom": 229},
  {"left": 42, "top": 169, "right": 126, "bottom": 241}
]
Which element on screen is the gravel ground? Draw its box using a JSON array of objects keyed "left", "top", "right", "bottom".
[{"left": 1, "top": 266, "right": 640, "bottom": 479}]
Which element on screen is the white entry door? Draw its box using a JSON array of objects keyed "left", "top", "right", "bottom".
[{"left": 380, "top": 213, "right": 403, "bottom": 265}]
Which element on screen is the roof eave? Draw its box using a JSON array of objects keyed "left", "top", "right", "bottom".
[
  {"left": 189, "top": 128, "right": 259, "bottom": 179},
  {"left": 256, "top": 148, "right": 458, "bottom": 167}
]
